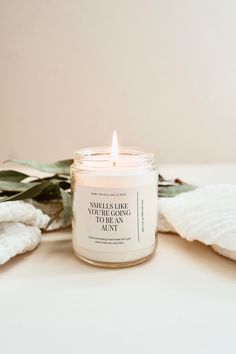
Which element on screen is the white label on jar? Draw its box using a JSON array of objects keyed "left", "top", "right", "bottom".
[{"left": 73, "top": 185, "right": 157, "bottom": 252}]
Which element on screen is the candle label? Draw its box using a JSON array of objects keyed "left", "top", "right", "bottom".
[{"left": 73, "top": 185, "right": 157, "bottom": 252}]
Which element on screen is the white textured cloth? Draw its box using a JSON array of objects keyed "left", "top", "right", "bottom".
[
  {"left": 0, "top": 201, "right": 49, "bottom": 228},
  {"left": 1, "top": 184, "right": 236, "bottom": 265},
  {"left": 0, "top": 222, "right": 42, "bottom": 265},
  {"left": 0, "top": 199, "right": 68, "bottom": 265},
  {"left": 159, "top": 184, "right": 236, "bottom": 261},
  {"left": 0, "top": 201, "right": 49, "bottom": 265}
]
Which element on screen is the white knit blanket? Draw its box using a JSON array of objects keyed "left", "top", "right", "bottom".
[
  {"left": 159, "top": 184, "right": 236, "bottom": 261},
  {"left": 0, "top": 184, "right": 236, "bottom": 265},
  {"left": 0, "top": 200, "right": 64, "bottom": 265},
  {"left": 0, "top": 201, "right": 49, "bottom": 265}
]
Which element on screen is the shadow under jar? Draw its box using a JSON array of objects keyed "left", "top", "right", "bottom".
[{"left": 71, "top": 147, "right": 158, "bottom": 268}]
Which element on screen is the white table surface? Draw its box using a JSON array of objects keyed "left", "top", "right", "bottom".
[{"left": 0, "top": 164, "right": 236, "bottom": 354}]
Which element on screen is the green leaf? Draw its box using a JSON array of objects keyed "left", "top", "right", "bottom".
[
  {"left": 0, "top": 191, "right": 20, "bottom": 199},
  {"left": 60, "top": 188, "right": 72, "bottom": 224},
  {"left": 46, "top": 178, "right": 70, "bottom": 189},
  {"left": 158, "top": 185, "right": 196, "bottom": 198},
  {"left": 0, "top": 181, "right": 38, "bottom": 192},
  {"left": 32, "top": 176, "right": 70, "bottom": 186},
  {"left": 10, "top": 159, "right": 73, "bottom": 175},
  {"left": 39, "top": 175, "right": 69, "bottom": 181},
  {"left": 45, "top": 208, "right": 64, "bottom": 230},
  {"left": 0, "top": 170, "right": 29, "bottom": 182},
  {"left": 32, "top": 178, "right": 70, "bottom": 201},
  {"left": 54, "top": 160, "right": 73, "bottom": 174},
  {"left": 0, "top": 181, "right": 56, "bottom": 202}
]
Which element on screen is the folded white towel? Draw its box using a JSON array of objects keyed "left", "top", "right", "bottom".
[
  {"left": 0, "top": 201, "right": 49, "bottom": 265},
  {"left": 159, "top": 184, "right": 236, "bottom": 261},
  {"left": 0, "top": 199, "right": 68, "bottom": 265}
]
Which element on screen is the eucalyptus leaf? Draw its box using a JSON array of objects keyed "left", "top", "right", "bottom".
[
  {"left": 10, "top": 159, "right": 73, "bottom": 175},
  {"left": 0, "top": 170, "right": 29, "bottom": 182},
  {"left": 47, "top": 178, "right": 70, "bottom": 188},
  {"left": 45, "top": 208, "right": 64, "bottom": 230},
  {"left": 0, "top": 181, "right": 56, "bottom": 202},
  {"left": 41, "top": 175, "right": 69, "bottom": 181},
  {"left": 158, "top": 185, "right": 196, "bottom": 198},
  {"left": 33, "top": 178, "right": 69, "bottom": 185},
  {"left": 0, "top": 181, "right": 38, "bottom": 192},
  {"left": 0, "top": 191, "right": 19, "bottom": 198},
  {"left": 32, "top": 178, "right": 70, "bottom": 201},
  {"left": 0, "top": 160, "right": 197, "bottom": 227},
  {"left": 60, "top": 188, "right": 72, "bottom": 224}
]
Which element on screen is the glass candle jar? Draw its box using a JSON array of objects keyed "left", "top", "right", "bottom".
[{"left": 71, "top": 147, "right": 158, "bottom": 268}]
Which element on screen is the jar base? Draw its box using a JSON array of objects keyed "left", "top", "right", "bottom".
[{"left": 74, "top": 249, "right": 156, "bottom": 268}]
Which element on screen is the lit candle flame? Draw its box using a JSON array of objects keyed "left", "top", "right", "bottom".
[{"left": 111, "top": 130, "right": 119, "bottom": 166}]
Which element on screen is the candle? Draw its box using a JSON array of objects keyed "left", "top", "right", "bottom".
[{"left": 71, "top": 132, "right": 158, "bottom": 267}]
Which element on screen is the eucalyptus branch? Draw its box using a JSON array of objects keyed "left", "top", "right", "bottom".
[{"left": 0, "top": 159, "right": 196, "bottom": 226}]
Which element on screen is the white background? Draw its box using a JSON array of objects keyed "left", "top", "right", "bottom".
[{"left": 1, "top": 0, "right": 236, "bottom": 163}]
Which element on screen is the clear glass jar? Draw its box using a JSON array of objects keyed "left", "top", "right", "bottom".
[{"left": 71, "top": 147, "right": 158, "bottom": 268}]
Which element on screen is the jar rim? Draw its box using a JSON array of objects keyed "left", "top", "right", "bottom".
[
  {"left": 74, "top": 146, "right": 154, "bottom": 162},
  {"left": 73, "top": 147, "right": 156, "bottom": 169}
]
